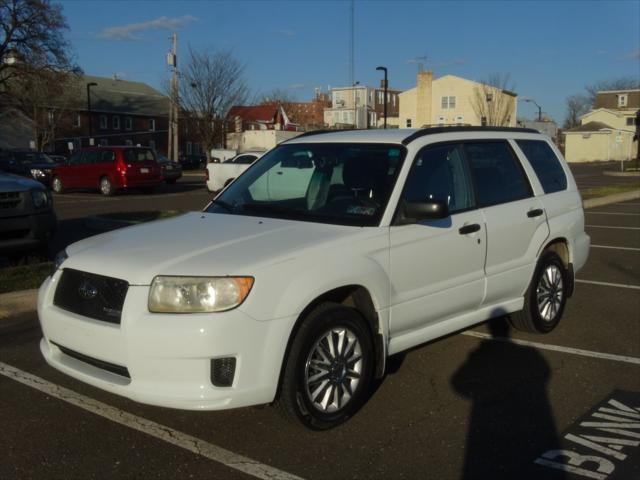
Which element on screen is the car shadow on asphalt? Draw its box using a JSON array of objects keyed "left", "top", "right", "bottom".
[{"left": 450, "top": 316, "right": 567, "bottom": 479}]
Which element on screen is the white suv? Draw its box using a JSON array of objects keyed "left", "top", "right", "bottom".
[{"left": 38, "top": 127, "right": 590, "bottom": 430}]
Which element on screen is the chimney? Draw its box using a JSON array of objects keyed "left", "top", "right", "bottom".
[{"left": 416, "top": 70, "right": 433, "bottom": 127}]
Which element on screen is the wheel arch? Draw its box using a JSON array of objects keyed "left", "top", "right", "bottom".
[{"left": 274, "top": 284, "right": 386, "bottom": 403}]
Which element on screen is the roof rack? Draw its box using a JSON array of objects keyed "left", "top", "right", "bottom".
[
  {"left": 401, "top": 126, "right": 539, "bottom": 145},
  {"left": 284, "top": 128, "right": 367, "bottom": 142}
]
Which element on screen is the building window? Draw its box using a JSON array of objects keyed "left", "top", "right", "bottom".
[
  {"left": 99, "top": 115, "right": 108, "bottom": 129},
  {"left": 149, "top": 118, "right": 155, "bottom": 131},
  {"left": 113, "top": 116, "right": 120, "bottom": 130},
  {"left": 481, "top": 116, "right": 487, "bottom": 126},
  {"left": 456, "top": 115, "right": 464, "bottom": 123},
  {"left": 392, "top": 94, "right": 396, "bottom": 107},
  {"left": 125, "top": 139, "right": 133, "bottom": 146},
  {"left": 438, "top": 115, "right": 446, "bottom": 124},
  {"left": 149, "top": 140, "right": 156, "bottom": 150},
  {"left": 125, "top": 117, "right": 132, "bottom": 130},
  {"left": 73, "top": 113, "right": 81, "bottom": 128},
  {"left": 406, "top": 119, "right": 412, "bottom": 128},
  {"left": 441, "top": 96, "right": 456, "bottom": 109},
  {"left": 100, "top": 138, "right": 108, "bottom": 146},
  {"left": 627, "top": 117, "right": 637, "bottom": 126},
  {"left": 618, "top": 95, "right": 628, "bottom": 108},
  {"left": 486, "top": 93, "right": 493, "bottom": 102},
  {"left": 186, "top": 142, "right": 192, "bottom": 155}
]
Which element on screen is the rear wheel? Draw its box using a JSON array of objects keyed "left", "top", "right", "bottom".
[
  {"left": 51, "top": 176, "right": 65, "bottom": 194},
  {"left": 99, "top": 176, "right": 115, "bottom": 196},
  {"left": 277, "top": 302, "right": 374, "bottom": 430},
  {"left": 509, "top": 251, "right": 567, "bottom": 333}
]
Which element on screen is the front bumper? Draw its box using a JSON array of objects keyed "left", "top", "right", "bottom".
[
  {"left": 0, "top": 210, "right": 57, "bottom": 253},
  {"left": 38, "top": 273, "right": 295, "bottom": 410}
]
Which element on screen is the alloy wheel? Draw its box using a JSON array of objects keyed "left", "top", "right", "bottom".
[{"left": 536, "top": 264, "right": 564, "bottom": 322}]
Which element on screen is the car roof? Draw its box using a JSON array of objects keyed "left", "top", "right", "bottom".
[{"left": 285, "top": 127, "right": 541, "bottom": 146}]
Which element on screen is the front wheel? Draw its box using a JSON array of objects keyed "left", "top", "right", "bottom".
[
  {"left": 277, "top": 302, "right": 374, "bottom": 430},
  {"left": 509, "top": 251, "right": 568, "bottom": 333}
]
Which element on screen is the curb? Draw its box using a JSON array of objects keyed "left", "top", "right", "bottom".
[
  {"left": 0, "top": 289, "right": 39, "bottom": 335},
  {"left": 583, "top": 190, "right": 640, "bottom": 209},
  {"left": 603, "top": 170, "right": 640, "bottom": 177}
]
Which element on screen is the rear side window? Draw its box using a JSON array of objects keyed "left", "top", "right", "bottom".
[
  {"left": 465, "top": 142, "right": 531, "bottom": 207},
  {"left": 124, "top": 149, "right": 155, "bottom": 162},
  {"left": 516, "top": 140, "right": 567, "bottom": 194},
  {"left": 100, "top": 150, "right": 116, "bottom": 163}
]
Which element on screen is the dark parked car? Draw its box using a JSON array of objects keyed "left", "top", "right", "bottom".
[
  {"left": 156, "top": 155, "right": 183, "bottom": 184},
  {"left": 51, "top": 146, "right": 163, "bottom": 196},
  {"left": 0, "top": 150, "right": 60, "bottom": 187},
  {"left": 0, "top": 172, "right": 57, "bottom": 254},
  {"left": 179, "top": 153, "right": 206, "bottom": 170}
]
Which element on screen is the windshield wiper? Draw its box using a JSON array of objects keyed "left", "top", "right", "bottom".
[{"left": 209, "top": 199, "right": 235, "bottom": 213}]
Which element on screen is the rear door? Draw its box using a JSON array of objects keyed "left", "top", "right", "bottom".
[
  {"left": 78, "top": 150, "right": 100, "bottom": 188},
  {"left": 464, "top": 141, "right": 549, "bottom": 306},
  {"left": 122, "top": 148, "right": 160, "bottom": 182}
]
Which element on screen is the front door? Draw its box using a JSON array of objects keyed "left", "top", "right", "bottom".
[{"left": 389, "top": 143, "right": 486, "bottom": 337}]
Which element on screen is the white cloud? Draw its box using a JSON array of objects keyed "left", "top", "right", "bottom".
[
  {"left": 625, "top": 49, "right": 640, "bottom": 60},
  {"left": 98, "top": 15, "right": 198, "bottom": 41}
]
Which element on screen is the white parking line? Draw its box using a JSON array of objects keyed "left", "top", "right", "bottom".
[
  {"left": 576, "top": 279, "right": 640, "bottom": 290},
  {"left": 461, "top": 332, "right": 640, "bottom": 365},
  {"left": 591, "top": 244, "right": 640, "bottom": 252},
  {"left": 586, "top": 212, "right": 640, "bottom": 216},
  {"left": 0, "top": 362, "right": 304, "bottom": 480},
  {"left": 586, "top": 225, "right": 640, "bottom": 230}
]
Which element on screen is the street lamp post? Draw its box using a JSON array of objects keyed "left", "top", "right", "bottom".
[
  {"left": 376, "top": 66, "right": 388, "bottom": 129},
  {"left": 523, "top": 98, "right": 542, "bottom": 122},
  {"left": 86, "top": 82, "right": 98, "bottom": 146}
]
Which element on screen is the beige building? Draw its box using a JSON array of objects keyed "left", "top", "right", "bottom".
[
  {"left": 564, "top": 90, "right": 639, "bottom": 163},
  {"left": 399, "top": 71, "right": 518, "bottom": 128}
]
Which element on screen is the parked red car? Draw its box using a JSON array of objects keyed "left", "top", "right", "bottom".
[{"left": 51, "top": 147, "right": 162, "bottom": 196}]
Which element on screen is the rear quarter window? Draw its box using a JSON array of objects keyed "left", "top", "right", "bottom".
[
  {"left": 516, "top": 140, "right": 567, "bottom": 194},
  {"left": 124, "top": 149, "right": 155, "bottom": 162}
]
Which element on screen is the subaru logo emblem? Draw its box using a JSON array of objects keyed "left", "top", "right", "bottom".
[{"left": 78, "top": 281, "right": 98, "bottom": 300}]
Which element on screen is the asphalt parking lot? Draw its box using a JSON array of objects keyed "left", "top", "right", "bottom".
[{"left": 1, "top": 168, "right": 639, "bottom": 479}]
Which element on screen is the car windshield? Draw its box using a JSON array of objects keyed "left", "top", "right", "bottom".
[
  {"left": 15, "top": 152, "right": 55, "bottom": 164},
  {"left": 205, "top": 142, "right": 406, "bottom": 226}
]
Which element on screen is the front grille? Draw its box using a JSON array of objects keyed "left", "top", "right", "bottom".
[
  {"left": 0, "top": 191, "right": 21, "bottom": 209},
  {"left": 54, "top": 342, "right": 130, "bottom": 378},
  {"left": 53, "top": 268, "right": 129, "bottom": 324}
]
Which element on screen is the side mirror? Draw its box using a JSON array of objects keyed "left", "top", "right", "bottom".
[{"left": 401, "top": 200, "right": 449, "bottom": 224}]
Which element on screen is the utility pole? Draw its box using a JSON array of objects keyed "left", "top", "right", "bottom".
[{"left": 167, "top": 33, "right": 179, "bottom": 161}]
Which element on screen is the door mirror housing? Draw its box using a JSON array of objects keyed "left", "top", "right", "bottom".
[{"left": 400, "top": 200, "right": 450, "bottom": 224}]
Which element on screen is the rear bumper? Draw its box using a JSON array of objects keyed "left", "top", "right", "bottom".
[
  {"left": 0, "top": 210, "right": 57, "bottom": 252},
  {"left": 38, "top": 274, "right": 295, "bottom": 410},
  {"left": 119, "top": 176, "right": 163, "bottom": 188}
]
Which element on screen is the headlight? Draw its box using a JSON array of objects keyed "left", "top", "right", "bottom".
[
  {"left": 148, "top": 276, "right": 254, "bottom": 313},
  {"left": 53, "top": 249, "right": 68, "bottom": 272},
  {"left": 31, "top": 189, "right": 50, "bottom": 208},
  {"left": 30, "top": 168, "right": 46, "bottom": 178}
]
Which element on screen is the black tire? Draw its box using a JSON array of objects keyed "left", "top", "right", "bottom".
[
  {"left": 277, "top": 302, "right": 374, "bottom": 430},
  {"left": 51, "top": 176, "right": 65, "bottom": 194},
  {"left": 99, "top": 176, "right": 115, "bottom": 196},
  {"left": 509, "top": 251, "right": 568, "bottom": 333}
]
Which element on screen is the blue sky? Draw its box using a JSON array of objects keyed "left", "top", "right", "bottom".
[{"left": 61, "top": 0, "right": 639, "bottom": 123}]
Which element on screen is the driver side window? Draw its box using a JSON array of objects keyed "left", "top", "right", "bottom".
[{"left": 402, "top": 144, "right": 475, "bottom": 214}]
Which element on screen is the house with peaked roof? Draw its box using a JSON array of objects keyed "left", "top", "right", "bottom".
[
  {"left": 564, "top": 90, "right": 639, "bottom": 162},
  {"left": 227, "top": 104, "right": 296, "bottom": 132},
  {"left": 399, "top": 71, "right": 518, "bottom": 128}
]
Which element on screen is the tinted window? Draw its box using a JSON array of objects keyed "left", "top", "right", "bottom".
[
  {"left": 402, "top": 144, "right": 475, "bottom": 214},
  {"left": 68, "top": 152, "right": 82, "bottom": 164},
  {"left": 234, "top": 155, "right": 257, "bottom": 165},
  {"left": 124, "top": 149, "right": 155, "bottom": 162},
  {"left": 82, "top": 151, "right": 99, "bottom": 164},
  {"left": 516, "top": 140, "right": 567, "bottom": 194},
  {"left": 100, "top": 150, "right": 116, "bottom": 163},
  {"left": 466, "top": 142, "right": 531, "bottom": 207}
]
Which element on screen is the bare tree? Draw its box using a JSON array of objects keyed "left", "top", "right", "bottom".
[
  {"left": 563, "top": 94, "right": 590, "bottom": 129},
  {"left": 471, "top": 73, "right": 516, "bottom": 126},
  {"left": 178, "top": 47, "right": 248, "bottom": 158},
  {"left": 11, "top": 68, "right": 81, "bottom": 150},
  {"left": 0, "top": 0, "right": 78, "bottom": 97},
  {"left": 585, "top": 77, "right": 640, "bottom": 105}
]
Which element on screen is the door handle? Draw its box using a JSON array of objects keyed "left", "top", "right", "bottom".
[
  {"left": 459, "top": 223, "right": 481, "bottom": 235},
  {"left": 527, "top": 208, "right": 544, "bottom": 218}
]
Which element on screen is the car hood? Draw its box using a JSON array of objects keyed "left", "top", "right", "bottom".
[
  {"left": 0, "top": 173, "right": 43, "bottom": 192},
  {"left": 64, "top": 212, "right": 361, "bottom": 285}
]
